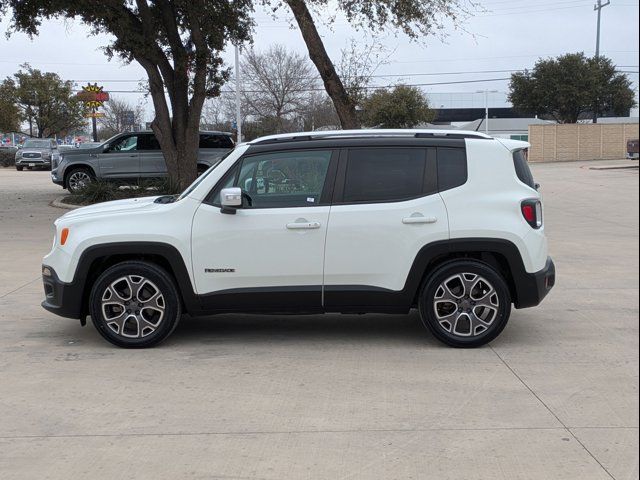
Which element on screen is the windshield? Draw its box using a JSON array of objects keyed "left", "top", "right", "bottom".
[{"left": 23, "top": 139, "right": 51, "bottom": 148}]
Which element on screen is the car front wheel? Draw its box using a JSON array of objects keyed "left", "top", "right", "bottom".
[
  {"left": 418, "top": 260, "right": 511, "bottom": 348},
  {"left": 89, "top": 261, "right": 181, "bottom": 348},
  {"left": 66, "top": 167, "right": 94, "bottom": 193}
]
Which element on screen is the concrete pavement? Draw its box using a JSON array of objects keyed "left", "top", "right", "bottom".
[{"left": 0, "top": 164, "right": 637, "bottom": 479}]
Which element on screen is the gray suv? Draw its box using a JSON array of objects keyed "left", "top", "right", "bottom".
[
  {"left": 51, "top": 131, "right": 234, "bottom": 192},
  {"left": 16, "top": 138, "right": 59, "bottom": 171}
]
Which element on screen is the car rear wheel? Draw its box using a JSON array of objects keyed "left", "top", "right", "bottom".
[
  {"left": 89, "top": 261, "right": 181, "bottom": 348},
  {"left": 66, "top": 167, "right": 94, "bottom": 193},
  {"left": 418, "top": 260, "right": 511, "bottom": 348}
]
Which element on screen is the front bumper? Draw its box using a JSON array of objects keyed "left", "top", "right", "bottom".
[
  {"left": 513, "top": 257, "right": 556, "bottom": 309},
  {"left": 16, "top": 158, "right": 51, "bottom": 168},
  {"left": 50, "top": 169, "right": 64, "bottom": 186},
  {"left": 42, "top": 266, "right": 84, "bottom": 320}
]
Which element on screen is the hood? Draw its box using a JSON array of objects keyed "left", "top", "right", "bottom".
[
  {"left": 60, "top": 196, "right": 162, "bottom": 221},
  {"left": 20, "top": 147, "right": 51, "bottom": 154},
  {"left": 60, "top": 146, "right": 102, "bottom": 156}
]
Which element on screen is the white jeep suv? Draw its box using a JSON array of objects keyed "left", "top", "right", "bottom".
[{"left": 42, "top": 130, "right": 555, "bottom": 348}]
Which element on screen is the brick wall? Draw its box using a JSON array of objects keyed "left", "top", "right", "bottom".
[{"left": 528, "top": 123, "right": 639, "bottom": 162}]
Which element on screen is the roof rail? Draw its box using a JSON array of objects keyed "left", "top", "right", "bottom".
[{"left": 249, "top": 129, "right": 492, "bottom": 145}]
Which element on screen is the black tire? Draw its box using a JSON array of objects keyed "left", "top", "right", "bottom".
[
  {"left": 89, "top": 261, "right": 181, "bottom": 348},
  {"left": 16, "top": 166, "right": 23, "bottom": 171},
  {"left": 418, "top": 260, "right": 511, "bottom": 348},
  {"left": 65, "top": 167, "right": 94, "bottom": 193}
]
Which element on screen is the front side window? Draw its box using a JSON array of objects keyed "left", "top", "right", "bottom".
[
  {"left": 108, "top": 135, "right": 138, "bottom": 153},
  {"left": 211, "top": 150, "right": 333, "bottom": 208},
  {"left": 342, "top": 148, "right": 426, "bottom": 203}
]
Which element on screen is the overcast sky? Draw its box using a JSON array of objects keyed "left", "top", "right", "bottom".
[{"left": 1, "top": 0, "right": 638, "bottom": 121}]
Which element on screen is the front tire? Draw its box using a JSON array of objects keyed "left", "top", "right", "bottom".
[
  {"left": 418, "top": 260, "right": 511, "bottom": 348},
  {"left": 89, "top": 261, "right": 181, "bottom": 348},
  {"left": 66, "top": 167, "right": 94, "bottom": 193},
  {"left": 16, "top": 166, "right": 23, "bottom": 171}
]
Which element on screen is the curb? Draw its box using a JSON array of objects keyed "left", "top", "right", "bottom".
[
  {"left": 50, "top": 196, "right": 80, "bottom": 210},
  {"left": 589, "top": 164, "right": 639, "bottom": 171}
]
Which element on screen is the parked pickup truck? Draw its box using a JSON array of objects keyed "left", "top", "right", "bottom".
[{"left": 51, "top": 131, "right": 234, "bottom": 192}]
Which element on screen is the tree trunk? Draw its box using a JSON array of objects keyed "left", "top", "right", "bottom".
[{"left": 285, "top": 0, "right": 359, "bottom": 130}]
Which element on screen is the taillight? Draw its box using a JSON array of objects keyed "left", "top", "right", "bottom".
[{"left": 521, "top": 200, "right": 543, "bottom": 229}]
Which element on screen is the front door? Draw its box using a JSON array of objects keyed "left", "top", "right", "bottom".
[
  {"left": 191, "top": 149, "right": 337, "bottom": 312},
  {"left": 98, "top": 134, "right": 140, "bottom": 179}
]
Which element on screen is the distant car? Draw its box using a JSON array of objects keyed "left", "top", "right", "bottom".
[
  {"left": 15, "top": 138, "right": 59, "bottom": 171},
  {"left": 51, "top": 131, "right": 234, "bottom": 192}
]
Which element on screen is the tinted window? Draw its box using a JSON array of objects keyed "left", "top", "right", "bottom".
[
  {"left": 138, "top": 134, "right": 161, "bottom": 151},
  {"left": 200, "top": 134, "right": 234, "bottom": 149},
  {"left": 437, "top": 148, "right": 467, "bottom": 191},
  {"left": 212, "top": 150, "right": 332, "bottom": 208},
  {"left": 343, "top": 148, "right": 426, "bottom": 203},
  {"left": 513, "top": 149, "right": 535, "bottom": 189}
]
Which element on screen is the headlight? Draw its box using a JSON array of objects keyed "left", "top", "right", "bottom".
[
  {"left": 43, "top": 152, "right": 51, "bottom": 159},
  {"left": 15, "top": 151, "right": 22, "bottom": 158}
]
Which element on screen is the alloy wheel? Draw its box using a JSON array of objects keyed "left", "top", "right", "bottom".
[
  {"left": 100, "top": 275, "right": 166, "bottom": 338},
  {"left": 68, "top": 171, "right": 92, "bottom": 192},
  {"left": 433, "top": 273, "right": 500, "bottom": 337}
]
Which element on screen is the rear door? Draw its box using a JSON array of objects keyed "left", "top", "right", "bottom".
[
  {"left": 98, "top": 134, "right": 140, "bottom": 179},
  {"left": 323, "top": 147, "right": 450, "bottom": 309},
  {"left": 138, "top": 133, "right": 167, "bottom": 178}
]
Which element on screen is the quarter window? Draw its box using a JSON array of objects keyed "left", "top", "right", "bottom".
[
  {"left": 212, "top": 150, "right": 332, "bottom": 208},
  {"left": 138, "top": 134, "right": 161, "bottom": 151},
  {"left": 343, "top": 148, "right": 426, "bottom": 203},
  {"left": 437, "top": 148, "right": 467, "bottom": 191}
]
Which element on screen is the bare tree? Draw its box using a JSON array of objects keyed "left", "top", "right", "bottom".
[
  {"left": 98, "top": 96, "right": 145, "bottom": 139},
  {"left": 241, "top": 45, "right": 317, "bottom": 133},
  {"left": 338, "top": 39, "right": 392, "bottom": 109}
]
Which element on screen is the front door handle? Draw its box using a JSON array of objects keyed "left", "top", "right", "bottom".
[
  {"left": 286, "top": 221, "right": 321, "bottom": 230},
  {"left": 402, "top": 214, "right": 437, "bottom": 224}
]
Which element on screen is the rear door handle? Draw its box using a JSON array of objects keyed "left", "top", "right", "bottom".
[
  {"left": 402, "top": 214, "right": 437, "bottom": 224},
  {"left": 286, "top": 221, "right": 321, "bottom": 230}
]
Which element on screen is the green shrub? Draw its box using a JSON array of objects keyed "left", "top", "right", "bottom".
[
  {"left": 65, "top": 177, "right": 182, "bottom": 205},
  {"left": 0, "top": 150, "right": 16, "bottom": 167}
]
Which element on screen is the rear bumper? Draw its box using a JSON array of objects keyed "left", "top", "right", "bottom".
[
  {"left": 41, "top": 266, "right": 84, "bottom": 320},
  {"left": 513, "top": 257, "right": 556, "bottom": 309}
]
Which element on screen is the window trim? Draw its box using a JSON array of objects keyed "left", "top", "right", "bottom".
[
  {"left": 204, "top": 148, "right": 339, "bottom": 209},
  {"left": 332, "top": 147, "right": 438, "bottom": 206}
]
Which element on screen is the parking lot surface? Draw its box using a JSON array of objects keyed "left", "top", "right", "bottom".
[{"left": 0, "top": 163, "right": 638, "bottom": 480}]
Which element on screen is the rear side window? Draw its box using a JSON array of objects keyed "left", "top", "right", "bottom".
[
  {"left": 513, "top": 149, "right": 535, "bottom": 189},
  {"left": 437, "top": 148, "right": 467, "bottom": 191},
  {"left": 138, "top": 134, "right": 161, "bottom": 151},
  {"left": 200, "top": 134, "right": 234, "bottom": 149},
  {"left": 343, "top": 148, "right": 426, "bottom": 203}
]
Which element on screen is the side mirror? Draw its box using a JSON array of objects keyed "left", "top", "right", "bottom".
[{"left": 220, "top": 187, "right": 242, "bottom": 214}]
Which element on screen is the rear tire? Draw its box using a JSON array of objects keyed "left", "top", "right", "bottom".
[
  {"left": 418, "top": 260, "right": 511, "bottom": 348},
  {"left": 89, "top": 261, "right": 181, "bottom": 348}
]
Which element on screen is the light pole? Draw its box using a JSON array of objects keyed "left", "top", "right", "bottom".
[
  {"left": 234, "top": 45, "right": 242, "bottom": 143},
  {"left": 593, "top": 0, "right": 610, "bottom": 123},
  {"left": 477, "top": 90, "right": 498, "bottom": 134}
]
